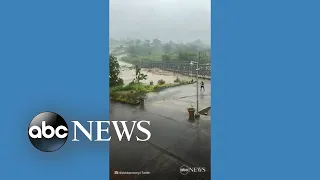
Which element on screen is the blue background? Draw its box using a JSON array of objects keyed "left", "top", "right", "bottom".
[
  {"left": 211, "top": 0, "right": 320, "bottom": 180},
  {"left": 0, "top": 1, "right": 109, "bottom": 179},
  {"left": 1, "top": 0, "right": 320, "bottom": 180}
]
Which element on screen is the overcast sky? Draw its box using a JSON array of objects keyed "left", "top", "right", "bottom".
[{"left": 110, "top": 0, "right": 211, "bottom": 45}]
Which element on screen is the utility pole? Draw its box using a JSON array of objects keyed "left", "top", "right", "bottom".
[
  {"left": 190, "top": 52, "right": 201, "bottom": 119},
  {"left": 196, "top": 52, "right": 200, "bottom": 114}
]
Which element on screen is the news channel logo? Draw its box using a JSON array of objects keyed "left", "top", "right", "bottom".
[
  {"left": 179, "top": 165, "right": 206, "bottom": 175},
  {"left": 28, "top": 112, "right": 68, "bottom": 152},
  {"left": 28, "top": 111, "right": 151, "bottom": 152}
]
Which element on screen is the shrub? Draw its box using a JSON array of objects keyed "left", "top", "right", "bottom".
[
  {"left": 174, "top": 77, "right": 181, "bottom": 83},
  {"left": 158, "top": 79, "right": 165, "bottom": 85},
  {"left": 111, "top": 83, "right": 155, "bottom": 93},
  {"left": 129, "top": 80, "right": 135, "bottom": 85}
]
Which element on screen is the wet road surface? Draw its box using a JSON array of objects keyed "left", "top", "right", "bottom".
[{"left": 110, "top": 87, "right": 211, "bottom": 179}]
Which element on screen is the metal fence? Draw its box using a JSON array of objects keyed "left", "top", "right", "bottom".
[{"left": 138, "top": 61, "right": 211, "bottom": 79}]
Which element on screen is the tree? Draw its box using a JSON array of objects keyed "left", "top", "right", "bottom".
[
  {"left": 152, "top": 38, "right": 162, "bottom": 47},
  {"left": 178, "top": 52, "right": 197, "bottom": 62},
  {"left": 127, "top": 45, "right": 136, "bottom": 55},
  {"left": 163, "top": 43, "right": 172, "bottom": 54},
  {"left": 143, "top": 40, "right": 151, "bottom": 47},
  {"left": 135, "top": 39, "right": 142, "bottom": 45},
  {"left": 119, "top": 38, "right": 211, "bottom": 63},
  {"left": 109, "top": 55, "right": 123, "bottom": 87},
  {"left": 134, "top": 65, "right": 147, "bottom": 83},
  {"left": 161, "top": 54, "right": 171, "bottom": 62},
  {"left": 142, "top": 40, "right": 152, "bottom": 55}
]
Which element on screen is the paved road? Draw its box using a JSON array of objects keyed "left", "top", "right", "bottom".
[
  {"left": 147, "top": 80, "right": 211, "bottom": 115},
  {"left": 110, "top": 82, "right": 211, "bottom": 180}
]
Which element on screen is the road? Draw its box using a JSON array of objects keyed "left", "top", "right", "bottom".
[{"left": 110, "top": 86, "right": 211, "bottom": 180}]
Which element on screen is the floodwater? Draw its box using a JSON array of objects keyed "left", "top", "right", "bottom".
[{"left": 116, "top": 55, "right": 193, "bottom": 85}]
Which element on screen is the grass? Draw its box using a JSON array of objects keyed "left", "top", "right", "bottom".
[{"left": 110, "top": 80, "right": 194, "bottom": 105}]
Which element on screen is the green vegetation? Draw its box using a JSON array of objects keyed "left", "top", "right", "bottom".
[
  {"left": 157, "top": 79, "right": 166, "bottom": 85},
  {"left": 133, "top": 65, "right": 147, "bottom": 83},
  {"left": 110, "top": 80, "right": 194, "bottom": 105},
  {"left": 110, "top": 38, "right": 210, "bottom": 64},
  {"left": 109, "top": 55, "right": 124, "bottom": 87},
  {"left": 174, "top": 77, "right": 181, "bottom": 83}
]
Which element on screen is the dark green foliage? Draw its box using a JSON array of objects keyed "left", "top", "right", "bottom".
[
  {"left": 110, "top": 79, "right": 194, "bottom": 105},
  {"left": 158, "top": 79, "right": 165, "bottom": 85},
  {"left": 174, "top": 77, "right": 181, "bottom": 83},
  {"left": 161, "top": 54, "right": 171, "bottom": 62},
  {"left": 109, "top": 55, "right": 124, "bottom": 87}
]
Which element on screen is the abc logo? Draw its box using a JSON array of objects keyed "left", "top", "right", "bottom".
[
  {"left": 180, "top": 165, "right": 189, "bottom": 175},
  {"left": 28, "top": 112, "right": 68, "bottom": 152}
]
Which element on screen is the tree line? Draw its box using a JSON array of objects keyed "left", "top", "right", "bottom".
[{"left": 110, "top": 38, "right": 211, "bottom": 64}]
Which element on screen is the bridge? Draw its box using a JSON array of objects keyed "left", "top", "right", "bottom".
[{"left": 138, "top": 61, "right": 211, "bottom": 79}]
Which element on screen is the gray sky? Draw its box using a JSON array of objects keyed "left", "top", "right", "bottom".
[{"left": 110, "top": 0, "right": 211, "bottom": 45}]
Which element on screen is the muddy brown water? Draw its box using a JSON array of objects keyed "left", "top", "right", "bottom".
[{"left": 118, "top": 60, "right": 193, "bottom": 85}]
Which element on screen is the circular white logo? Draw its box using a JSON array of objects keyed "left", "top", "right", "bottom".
[
  {"left": 180, "top": 165, "right": 189, "bottom": 175},
  {"left": 28, "top": 112, "right": 68, "bottom": 152}
]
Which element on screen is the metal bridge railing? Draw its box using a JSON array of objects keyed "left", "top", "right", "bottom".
[{"left": 138, "top": 61, "right": 211, "bottom": 79}]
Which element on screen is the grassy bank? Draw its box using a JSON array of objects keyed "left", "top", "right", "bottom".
[{"left": 110, "top": 80, "right": 194, "bottom": 105}]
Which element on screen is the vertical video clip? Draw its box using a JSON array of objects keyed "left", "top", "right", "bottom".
[{"left": 109, "top": 0, "right": 211, "bottom": 179}]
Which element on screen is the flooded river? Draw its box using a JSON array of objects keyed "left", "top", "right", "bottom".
[{"left": 116, "top": 54, "right": 193, "bottom": 85}]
